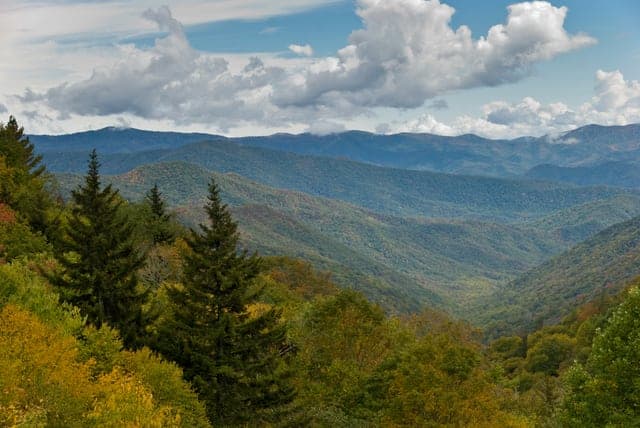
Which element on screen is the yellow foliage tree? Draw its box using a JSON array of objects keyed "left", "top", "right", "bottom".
[
  {"left": 0, "top": 304, "right": 95, "bottom": 426},
  {"left": 0, "top": 303, "right": 209, "bottom": 427}
]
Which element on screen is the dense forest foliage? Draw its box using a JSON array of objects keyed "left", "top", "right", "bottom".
[{"left": 3, "top": 116, "right": 640, "bottom": 426}]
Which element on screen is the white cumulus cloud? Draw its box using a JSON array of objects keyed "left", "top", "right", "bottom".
[
  {"left": 15, "top": 1, "right": 599, "bottom": 134},
  {"left": 272, "top": 0, "right": 595, "bottom": 109},
  {"left": 384, "top": 70, "right": 640, "bottom": 139},
  {"left": 289, "top": 44, "right": 314, "bottom": 57}
]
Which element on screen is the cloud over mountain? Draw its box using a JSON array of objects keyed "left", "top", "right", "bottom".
[
  {"left": 384, "top": 69, "right": 640, "bottom": 138},
  {"left": 19, "top": 1, "right": 596, "bottom": 133}
]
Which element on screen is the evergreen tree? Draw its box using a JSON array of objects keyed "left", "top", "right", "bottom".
[
  {"left": 0, "top": 116, "right": 53, "bottom": 234},
  {"left": 0, "top": 116, "right": 44, "bottom": 178},
  {"left": 147, "top": 184, "right": 166, "bottom": 219},
  {"left": 156, "top": 179, "right": 294, "bottom": 425},
  {"left": 145, "top": 183, "right": 174, "bottom": 245},
  {"left": 50, "top": 150, "right": 148, "bottom": 348}
]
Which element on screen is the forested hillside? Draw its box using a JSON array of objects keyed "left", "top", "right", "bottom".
[
  {"left": 525, "top": 194, "right": 640, "bottom": 243},
  {"left": 42, "top": 138, "right": 637, "bottom": 223},
  {"left": 476, "top": 215, "right": 640, "bottom": 338},
  {"left": 525, "top": 161, "right": 640, "bottom": 188},
  {"left": 56, "top": 161, "right": 580, "bottom": 314}
]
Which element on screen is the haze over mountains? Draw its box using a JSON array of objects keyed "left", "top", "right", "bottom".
[
  {"left": 32, "top": 123, "right": 640, "bottom": 179},
  {"left": 39, "top": 123, "right": 640, "bottom": 329}
]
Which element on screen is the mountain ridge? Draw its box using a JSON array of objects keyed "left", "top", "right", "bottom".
[
  {"left": 41, "top": 138, "right": 637, "bottom": 223},
  {"left": 31, "top": 123, "right": 640, "bottom": 179},
  {"left": 475, "top": 214, "right": 640, "bottom": 338}
]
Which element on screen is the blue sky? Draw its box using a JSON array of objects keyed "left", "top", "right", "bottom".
[{"left": 1, "top": 0, "right": 639, "bottom": 137}]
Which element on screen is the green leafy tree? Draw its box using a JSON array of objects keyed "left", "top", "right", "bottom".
[
  {"left": 50, "top": 150, "right": 149, "bottom": 348},
  {"left": 156, "top": 179, "right": 294, "bottom": 425},
  {"left": 524, "top": 333, "right": 575, "bottom": 376},
  {"left": 562, "top": 287, "right": 640, "bottom": 426}
]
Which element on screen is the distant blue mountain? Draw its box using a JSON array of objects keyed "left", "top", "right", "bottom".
[
  {"left": 30, "top": 127, "right": 222, "bottom": 154},
  {"left": 38, "top": 137, "right": 636, "bottom": 223},
  {"left": 525, "top": 161, "right": 640, "bottom": 189},
  {"left": 31, "top": 123, "right": 640, "bottom": 180}
]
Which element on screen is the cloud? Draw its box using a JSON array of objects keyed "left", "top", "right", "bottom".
[
  {"left": 385, "top": 70, "right": 640, "bottom": 139},
  {"left": 0, "top": 103, "right": 7, "bottom": 114},
  {"left": 260, "top": 26, "right": 281, "bottom": 35},
  {"left": 1, "top": 0, "right": 342, "bottom": 43},
  {"left": 20, "top": 109, "right": 54, "bottom": 124},
  {"left": 479, "top": 70, "right": 640, "bottom": 135},
  {"left": 20, "top": 8, "right": 285, "bottom": 128},
  {"left": 590, "top": 69, "right": 640, "bottom": 113},
  {"left": 483, "top": 97, "right": 577, "bottom": 128},
  {"left": 379, "top": 114, "right": 456, "bottom": 136},
  {"left": 272, "top": 0, "right": 595, "bottom": 109},
  {"left": 428, "top": 99, "right": 449, "bottom": 110},
  {"left": 116, "top": 116, "right": 131, "bottom": 128},
  {"left": 289, "top": 44, "right": 314, "bottom": 57},
  {"left": 307, "top": 120, "right": 346, "bottom": 135},
  {"left": 141, "top": 5, "right": 184, "bottom": 35},
  {"left": 18, "top": 2, "right": 597, "bottom": 134}
]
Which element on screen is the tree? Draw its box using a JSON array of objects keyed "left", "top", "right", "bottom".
[
  {"left": 147, "top": 184, "right": 166, "bottom": 219},
  {"left": 0, "top": 116, "right": 44, "bottom": 179},
  {"left": 524, "top": 333, "right": 575, "bottom": 376},
  {"left": 50, "top": 150, "right": 148, "bottom": 348},
  {"left": 562, "top": 287, "right": 640, "bottom": 426},
  {"left": 145, "top": 183, "right": 175, "bottom": 245},
  {"left": 0, "top": 116, "right": 53, "bottom": 234},
  {"left": 156, "top": 179, "right": 294, "bottom": 425}
]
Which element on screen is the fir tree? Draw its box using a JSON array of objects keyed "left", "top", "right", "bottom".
[
  {"left": 147, "top": 184, "right": 166, "bottom": 219},
  {"left": 0, "top": 116, "right": 53, "bottom": 234},
  {"left": 145, "top": 183, "right": 174, "bottom": 244},
  {"left": 50, "top": 150, "right": 148, "bottom": 348},
  {"left": 156, "top": 179, "right": 294, "bottom": 425},
  {"left": 0, "top": 115, "right": 44, "bottom": 178}
]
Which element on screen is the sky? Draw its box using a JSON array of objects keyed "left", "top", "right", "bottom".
[{"left": 1, "top": 0, "right": 639, "bottom": 138}]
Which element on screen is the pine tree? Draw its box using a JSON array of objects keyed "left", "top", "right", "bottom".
[
  {"left": 145, "top": 184, "right": 174, "bottom": 244},
  {"left": 156, "top": 179, "right": 294, "bottom": 425},
  {"left": 50, "top": 150, "right": 148, "bottom": 348}
]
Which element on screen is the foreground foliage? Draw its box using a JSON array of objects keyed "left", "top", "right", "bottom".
[
  {"left": 562, "top": 287, "right": 640, "bottom": 426},
  {"left": 0, "top": 261, "right": 209, "bottom": 427}
]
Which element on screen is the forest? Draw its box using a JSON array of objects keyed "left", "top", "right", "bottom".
[{"left": 2, "top": 115, "right": 640, "bottom": 427}]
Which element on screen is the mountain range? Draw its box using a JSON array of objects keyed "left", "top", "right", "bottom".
[
  {"left": 32, "top": 123, "right": 640, "bottom": 180},
  {"left": 39, "top": 135, "right": 638, "bottom": 223}
]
